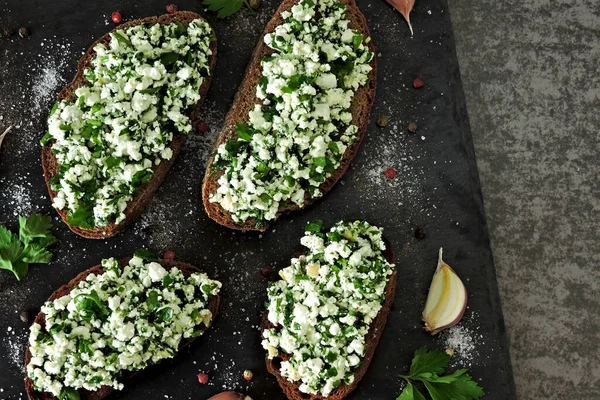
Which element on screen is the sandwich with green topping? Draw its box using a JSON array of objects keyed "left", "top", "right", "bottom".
[
  {"left": 203, "top": 0, "right": 377, "bottom": 231},
  {"left": 24, "top": 252, "right": 221, "bottom": 400},
  {"left": 41, "top": 12, "right": 217, "bottom": 239},
  {"left": 261, "top": 220, "right": 396, "bottom": 399}
]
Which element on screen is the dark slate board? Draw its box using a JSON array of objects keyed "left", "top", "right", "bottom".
[{"left": 0, "top": 0, "right": 515, "bottom": 399}]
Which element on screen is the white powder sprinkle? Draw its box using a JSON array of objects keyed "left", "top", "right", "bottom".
[
  {"left": 444, "top": 326, "right": 475, "bottom": 362},
  {"left": 440, "top": 312, "right": 484, "bottom": 368},
  {"left": 31, "top": 64, "right": 67, "bottom": 117},
  {"left": 2, "top": 328, "right": 27, "bottom": 369}
]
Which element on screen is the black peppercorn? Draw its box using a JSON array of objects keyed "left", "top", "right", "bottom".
[
  {"left": 260, "top": 266, "right": 273, "bottom": 279},
  {"left": 18, "top": 27, "right": 30, "bottom": 38},
  {"left": 408, "top": 121, "right": 418, "bottom": 133},
  {"left": 415, "top": 225, "right": 426, "bottom": 239},
  {"left": 20, "top": 310, "right": 31, "bottom": 323}
]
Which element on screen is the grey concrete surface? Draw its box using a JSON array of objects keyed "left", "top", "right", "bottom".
[{"left": 447, "top": 0, "right": 600, "bottom": 398}]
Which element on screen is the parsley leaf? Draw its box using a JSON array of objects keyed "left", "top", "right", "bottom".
[
  {"left": 67, "top": 206, "right": 94, "bottom": 229},
  {"left": 19, "top": 214, "right": 56, "bottom": 247},
  {"left": 397, "top": 382, "right": 427, "bottom": 400},
  {"left": 203, "top": 0, "right": 245, "bottom": 18},
  {"left": 409, "top": 347, "right": 450, "bottom": 377},
  {"left": 305, "top": 220, "right": 324, "bottom": 234},
  {"left": 21, "top": 244, "right": 53, "bottom": 264},
  {"left": 0, "top": 226, "right": 23, "bottom": 262},
  {"left": 58, "top": 387, "right": 81, "bottom": 400},
  {"left": 0, "top": 214, "right": 56, "bottom": 280},
  {"left": 423, "top": 374, "right": 485, "bottom": 400},
  {"left": 397, "top": 347, "right": 484, "bottom": 400},
  {"left": 134, "top": 249, "right": 159, "bottom": 261}
]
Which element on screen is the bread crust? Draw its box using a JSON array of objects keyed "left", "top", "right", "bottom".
[
  {"left": 42, "top": 12, "right": 218, "bottom": 239},
  {"left": 261, "top": 240, "right": 396, "bottom": 400},
  {"left": 202, "top": 0, "right": 377, "bottom": 232},
  {"left": 24, "top": 258, "right": 220, "bottom": 400}
]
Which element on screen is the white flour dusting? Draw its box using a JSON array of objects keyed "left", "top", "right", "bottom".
[
  {"left": 2, "top": 326, "right": 27, "bottom": 370},
  {"left": 0, "top": 37, "right": 74, "bottom": 149},
  {"left": 440, "top": 312, "right": 484, "bottom": 368}
]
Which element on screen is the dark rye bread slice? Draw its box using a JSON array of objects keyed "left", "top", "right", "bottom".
[
  {"left": 261, "top": 241, "right": 396, "bottom": 400},
  {"left": 24, "top": 258, "right": 220, "bottom": 400},
  {"left": 202, "top": 0, "right": 377, "bottom": 231},
  {"left": 42, "top": 11, "right": 218, "bottom": 239}
]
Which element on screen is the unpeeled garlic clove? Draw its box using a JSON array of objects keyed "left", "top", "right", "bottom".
[
  {"left": 385, "top": 0, "right": 416, "bottom": 35},
  {"left": 422, "top": 248, "right": 467, "bottom": 335},
  {"left": 208, "top": 391, "right": 252, "bottom": 400}
]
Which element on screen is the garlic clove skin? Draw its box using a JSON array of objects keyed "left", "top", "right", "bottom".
[
  {"left": 422, "top": 248, "right": 467, "bottom": 335},
  {"left": 208, "top": 391, "right": 252, "bottom": 400}
]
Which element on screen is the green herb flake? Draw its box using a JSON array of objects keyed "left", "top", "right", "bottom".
[
  {"left": 134, "top": 249, "right": 159, "bottom": 261},
  {"left": 305, "top": 220, "right": 324, "bottom": 234}
]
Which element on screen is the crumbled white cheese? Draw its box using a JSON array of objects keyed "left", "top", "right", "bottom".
[
  {"left": 209, "top": 0, "right": 374, "bottom": 226},
  {"left": 44, "top": 19, "right": 214, "bottom": 227},
  {"left": 27, "top": 256, "right": 221, "bottom": 397},
  {"left": 262, "top": 220, "right": 394, "bottom": 396}
]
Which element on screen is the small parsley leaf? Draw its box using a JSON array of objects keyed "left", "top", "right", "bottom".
[
  {"left": 0, "top": 214, "right": 56, "bottom": 280},
  {"left": 203, "top": 0, "right": 244, "bottom": 18},
  {"left": 134, "top": 249, "right": 159, "bottom": 261},
  {"left": 397, "top": 347, "right": 484, "bottom": 400},
  {"left": 305, "top": 220, "right": 324, "bottom": 234},
  {"left": 409, "top": 347, "right": 450, "bottom": 377},
  {"left": 423, "top": 374, "right": 485, "bottom": 400},
  {"left": 58, "top": 387, "right": 81, "bottom": 400},
  {"left": 396, "top": 382, "right": 427, "bottom": 400},
  {"left": 19, "top": 214, "right": 56, "bottom": 247}
]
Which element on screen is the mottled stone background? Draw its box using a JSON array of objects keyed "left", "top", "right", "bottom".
[{"left": 447, "top": 0, "right": 600, "bottom": 398}]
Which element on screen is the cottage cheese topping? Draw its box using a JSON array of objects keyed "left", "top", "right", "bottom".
[
  {"left": 42, "top": 19, "right": 214, "bottom": 228},
  {"left": 26, "top": 256, "right": 221, "bottom": 397},
  {"left": 209, "top": 0, "right": 374, "bottom": 227},
  {"left": 262, "top": 221, "right": 394, "bottom": 396}
]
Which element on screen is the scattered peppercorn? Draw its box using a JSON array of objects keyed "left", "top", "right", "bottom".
[
  {"left": 3, "top": 28, "right": 15, "bottom": 38},
  {"left": 111, "top": 12, "right": 122, "bottom": 24},
  {"left": 414, "top": 225, "right": 426, "bottom": 239},
  {"left": 197, "top": 372, "right": 209, "bottom": 384},
  {"left": 163, "top": 250, "right": 176, "bottom": 260},
  {"left": 260, "top": 266, "right": 273, "bottom": 279},
  {"left": 385, "top": 168, "right": 396, "bottom": 179},
  {"left": 243, "top": 369, "right": 254, "bottom": 381},
  {"left": 249, "top": 0, "right": 262, "bottom": 10},
  {"left": 407, "top": 121, "right": 418, "bottom": 133},
  {"left": 196, "top": 120, "right": 209, "bottom": 133},
  {"left": 20, "top": 310, "right": 31, "bottom": 323},
  {"left": 166, "top": 4, "right": 178, "bottom": 14},
  {"left": 18, "top": 27, "right": 30, "bottom": 38},
  {"left": 413, "top": 77, "right": 424, "bottom": 89},
  {"left": 376, "top": 115, "right": 389, "bottom": 128}
]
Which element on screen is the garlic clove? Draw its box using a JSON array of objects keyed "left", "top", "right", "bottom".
[
  {"left": 208, "top": 391, "right": 252, "bottom": 400},
  {"left": 422, "top": 248, "right": 467, "bottom": 335},
  {"left": 385, "top": 0, "right": 416, "bottom": 35}
]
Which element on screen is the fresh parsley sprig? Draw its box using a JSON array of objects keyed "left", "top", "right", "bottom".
[
  {"left": 0, "top": 214, "right": 57, "bottom": 280},
  {"left": 397, "top": 347, "right": 485, "bottom": 400},
  {"left": 202, "top": 0, "right": 255, "bottom": 18}
]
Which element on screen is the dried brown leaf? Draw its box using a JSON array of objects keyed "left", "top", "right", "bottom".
[{"left": 386, "top": 0, "right": 416, "bottom": 35}]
